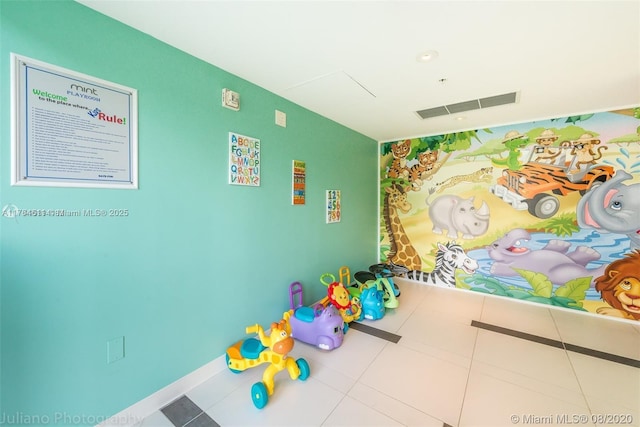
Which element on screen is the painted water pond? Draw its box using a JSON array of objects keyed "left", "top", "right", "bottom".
[{"left": 466, "top": 228, "right": 631, "bottom": 303}]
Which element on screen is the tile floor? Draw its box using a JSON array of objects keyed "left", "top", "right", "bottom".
[{"left": 138, "top": 278, "right": 640, "bottom": 427}]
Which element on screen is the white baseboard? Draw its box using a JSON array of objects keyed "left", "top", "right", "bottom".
[{"left": 97, "top": 355, "right": 227, "bottom": 427}]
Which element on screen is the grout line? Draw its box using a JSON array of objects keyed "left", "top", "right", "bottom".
[
  {"left": 456, "top": 296, "right": 485, "bottom": 427},
  {"left": 318, "top": 341, "right": 394, "bottom": 426},
  {"left": 471, "top": 320, "right": 640, "bottom": 368},
  {"left": 183, "top": 411, "right": 220, "bottom": 427},
  {"left": 549, "top": 310, "right": 596, "bottom": 414}
]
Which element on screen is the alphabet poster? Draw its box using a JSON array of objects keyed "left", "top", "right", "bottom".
[
  {"left": 229, "top": 132, "right": 260, "bottom": 186},
  {"left": 11, "top": 54, "right": 138, "bottom": 189}
]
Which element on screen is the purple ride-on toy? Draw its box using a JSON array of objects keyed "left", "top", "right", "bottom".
[{"left": 288, "top": 282, "right": 345, "bottom": 351}]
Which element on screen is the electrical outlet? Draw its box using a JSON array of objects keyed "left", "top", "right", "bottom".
[{"left": 107, "top": 336, "right": 125, "bottom": 364}]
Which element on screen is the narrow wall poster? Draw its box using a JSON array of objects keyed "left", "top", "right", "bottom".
[
  {"left": 326, "top": 190, "right": 341, "bottom": 223},
  {"left": 292, "top": 160, "right": 306, "bottom": 205},
  {"left": 229, "top": 132, "right": 260, "bottom": 186}
]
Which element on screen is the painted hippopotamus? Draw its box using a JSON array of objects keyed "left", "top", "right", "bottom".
[
  {"left": 577, "top": 170, "right": 640, "bottom": 251},
  {"left": 486, "top": 228, "right": 606, "bottom": 285},
  {"left": 426, "top": 188, "right": 490, "bottom": 239}
]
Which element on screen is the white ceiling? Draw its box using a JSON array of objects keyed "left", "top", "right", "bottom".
[{"left": 77, "top": 0, "right": 640, "bottom": 142}]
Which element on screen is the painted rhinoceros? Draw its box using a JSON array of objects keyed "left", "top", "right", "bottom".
[{"left": 426, "top": 188, "right": 490, "bottom": 239}]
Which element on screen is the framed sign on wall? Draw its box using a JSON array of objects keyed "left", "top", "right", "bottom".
[
  {"left": 292, "top": 160, "right": 306, "bottom": 205},
  {"left": 10, "top": 54, "right": 138, "bottom": 189},
  {"left": 229, "top": 132, "right": 260, "bottom": 186},
  {"left": 326, "top": 189, "right": 341, "bottom": 223}
]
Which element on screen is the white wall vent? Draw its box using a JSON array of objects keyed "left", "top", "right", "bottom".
[{"left": 416, "top": 91, "right": 518, "bottom": 119}]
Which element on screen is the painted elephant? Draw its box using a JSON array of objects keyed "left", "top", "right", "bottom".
[
  {"left": 426, "top": 189, "right": 490, "bottom": 239},
  {"left": 577, "top": 170, "right": 640, "bottom": 251}
]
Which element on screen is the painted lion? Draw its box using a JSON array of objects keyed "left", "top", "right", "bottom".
[{"left": 594, "top": 250, "right": 640, "bottom": 320}]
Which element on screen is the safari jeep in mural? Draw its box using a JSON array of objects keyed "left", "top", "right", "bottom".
[
  {"left": 490, "top": 131, "right": 615, "bottom": 219},
  {"left": 379, "top": 107, "right": 640, "bottom": 322}
]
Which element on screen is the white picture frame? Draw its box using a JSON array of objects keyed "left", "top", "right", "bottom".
[
  {"left": 229, "top": 132, "right": 260, "bottom": 186},
  {"left": 10, "top": 53, "right": 138, "bottom": 189}
]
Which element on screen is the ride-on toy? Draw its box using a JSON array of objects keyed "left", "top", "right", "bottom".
[
  {"left": 226, "top": 315, "right": 310, "bottom": 409},
  {"left": 369, "top": 263, "right": 405, "bottom": 297},
  {"left": 353, "top": 269, "right": 398, "bottom": 310},
  {"left": 288, "top": 281, "right": 345, "bottom": 350},
  {"left": 358, "top": 285, "right": 386, "bottom": 320},
  {"left": 319, "top": 273, "right": 362, "bottom": 323}
]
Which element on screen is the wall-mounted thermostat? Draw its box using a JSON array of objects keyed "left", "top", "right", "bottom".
[{"left": 222, "top": 88, "right": 240, "bottom": 111}]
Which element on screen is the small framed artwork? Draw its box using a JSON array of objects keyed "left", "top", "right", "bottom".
[
  {"left": 229, "top": 132, "right": 260, "bottom": 186},
  {"left": 326, "top": 190, "right": 341, "bottom": 223}
]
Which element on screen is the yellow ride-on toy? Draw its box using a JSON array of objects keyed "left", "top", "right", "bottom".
[{"left": 226, "top": 314, "right": 310, "bottom": 409}]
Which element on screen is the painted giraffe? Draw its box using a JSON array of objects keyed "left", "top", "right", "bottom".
[{"left": 383, "top": 182, "right": 422, "bottom": 270}]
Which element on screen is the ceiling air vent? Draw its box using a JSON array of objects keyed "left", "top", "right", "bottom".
[
  {"left": 479, "top": 92, "right": 518, "bottom": 108},
  {"left": 416, "top": 91, "right": 518, "bottom": 119},
  {"left": 446, "top": 99, "right": 480, "bottom": 114},
  {"left": 416, "top": 106, "right": 449, "bottom": 119}
]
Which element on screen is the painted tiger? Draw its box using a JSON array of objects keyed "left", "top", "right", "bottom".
[
  {"left": 386, "top": 139, "right": 411, "bottom": 179},
  {"left": 405, "top": 242, "right": 478, "bottom": 288},
  {"left": 408, "top": 150, "right": 439, "bottom": 190},
  {"left": 435, "top": 167, "right": 493, "bottom": 193}
]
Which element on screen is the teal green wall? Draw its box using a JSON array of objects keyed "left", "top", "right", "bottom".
[{"left": 0, "top": 0, "right": 377, "bottom": 422}]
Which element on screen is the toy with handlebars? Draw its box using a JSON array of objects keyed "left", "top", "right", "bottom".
[
  {"left": 319, "top": 272, "right": 362, "bottom": 323},
  {"left": 225, "top": 314, "right": 310, "bottom": 409},
  {"left": 288, "top": 281, "right": 345, "bottom": 350}
]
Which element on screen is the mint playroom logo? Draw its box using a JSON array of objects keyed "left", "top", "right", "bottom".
[
  {"left": 69, "top": 83, "right": 98, "bottom": 96},
  {"left": 87, "top": 107, "right": 126, "bottom": 124},
  {"left": 67, "top": 83, "right": 100, "bottom": 102}
]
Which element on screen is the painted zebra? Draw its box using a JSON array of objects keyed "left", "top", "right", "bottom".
[{"left": 406, "top": 241, "right": 478, "bottom": 288}]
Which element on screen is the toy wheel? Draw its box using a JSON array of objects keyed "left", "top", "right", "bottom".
[
  {"left": 251, "top": 382, "right": 268, "bottom": 409},
  {"left": 296, "top": 358, "right": 310, "bottom": 381}
]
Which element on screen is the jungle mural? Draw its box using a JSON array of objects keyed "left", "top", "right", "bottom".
[{"left": 379, "top": 107, "right": 640, "bottom": 322}]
